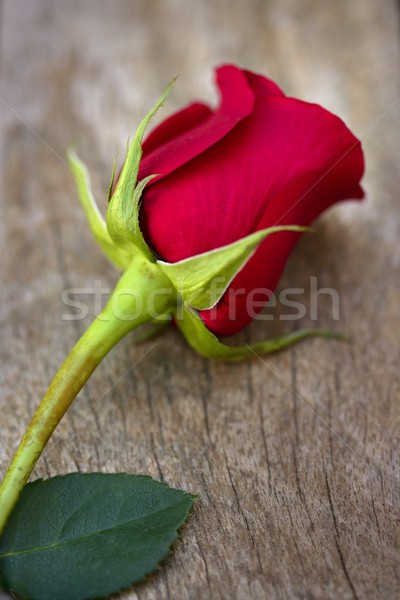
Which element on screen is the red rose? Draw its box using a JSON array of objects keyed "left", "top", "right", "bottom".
[{"left": 137, "top": 64, "right": 364, "bottom": 335}]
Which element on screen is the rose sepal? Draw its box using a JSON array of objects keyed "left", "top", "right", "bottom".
[
  {"left": 176, "top": 303, "right": 344, "bottom": 362},
  {"left": 157, "top": 225, "right": 311, "bottom": 310},
  {"left": 67, "top": 149, "right": 132, "bottom": 270},
  {"left": 106, "top": 79, "right": 176, "bottom": 262}
]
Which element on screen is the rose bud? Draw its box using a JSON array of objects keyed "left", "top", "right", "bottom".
[
  {"left": 69, "top": 64, "right": 364, "bottom": 359},
  {"left": 138, "top": 64, "right": 365, "bottom": 336}
]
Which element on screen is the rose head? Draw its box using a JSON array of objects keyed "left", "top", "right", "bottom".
[
  {"left": 69, "top": 64, "right": 365, "bottom": 359},
  {"left": 137, "top": 64, "right": 365, "bottom": 336}
]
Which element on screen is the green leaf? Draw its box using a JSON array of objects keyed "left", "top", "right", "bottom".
[
  {"left": 106, "top": 79, "right": 176, "bottom": 262},
  {"left": 68, "top": 149, "right": 132, "bottom": 270},
  {"left": 158, "top": 225, "right": 310, "bottom": 310},
  {"left": 0, "top": 473, "right": 195, "bottom": 600},
  {"left": 176, "top": 303, "right": 343, "bottom": 361}
]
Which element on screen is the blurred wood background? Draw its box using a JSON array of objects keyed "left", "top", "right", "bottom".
[{"left": 0, "top": 1, "right": 399, "bottom": 599}]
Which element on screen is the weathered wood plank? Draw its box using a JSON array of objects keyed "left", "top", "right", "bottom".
[{"left": 0, "top": 1, "right": 399, "bottom": 599}]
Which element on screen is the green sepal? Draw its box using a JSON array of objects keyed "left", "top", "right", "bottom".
[
  {"left": 176, "top": 303, "right": 343, "bottom": 362},
  {"left": 67, "top": 149, "right": 132, "bottom": 270},
  {"left": 158, "top": 225, "right": 310, "bottom": 310},
  {"left": 106, "top": 154, "right": 118, "bottom": 202},
  {"left": 106, "top": 79, "right": 176, "bottom": 263}
]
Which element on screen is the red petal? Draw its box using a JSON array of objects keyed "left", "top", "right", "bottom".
[
  {"left": 142, "top": 102, "right": 213, "bottom": 155},
  {"left": 138, "top": 65, "right": 254, "bottom": 181},
  {"left": 243, "top": 69, "right": 285, "bottom": 98},
  {"left": 201, "top": 154, "right": 364, "bottom": 335}
]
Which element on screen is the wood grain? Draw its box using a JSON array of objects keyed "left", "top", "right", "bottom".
[{"left": 0, "top": 1, "right": 399, "bottom": 599}]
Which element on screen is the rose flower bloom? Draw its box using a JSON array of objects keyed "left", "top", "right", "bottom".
[{"left": 137, "top": 64, "right": 365, "bottom": 336}]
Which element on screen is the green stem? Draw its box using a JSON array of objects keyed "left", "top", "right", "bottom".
[{"left": 0, "top": 257, "right": 174, "bottom": 535}]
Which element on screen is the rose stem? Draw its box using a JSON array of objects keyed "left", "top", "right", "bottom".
[{"left": 0, "top": 257, "right": 174, "bottom": 535}]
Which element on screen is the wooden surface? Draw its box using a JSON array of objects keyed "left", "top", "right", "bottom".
[{"left": 1, "top": 1, "right": 399, "bottom": 598}]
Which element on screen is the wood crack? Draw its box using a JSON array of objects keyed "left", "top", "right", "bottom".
[{"left": 325, "top": 470, "right": 359, "bottom": 600}]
